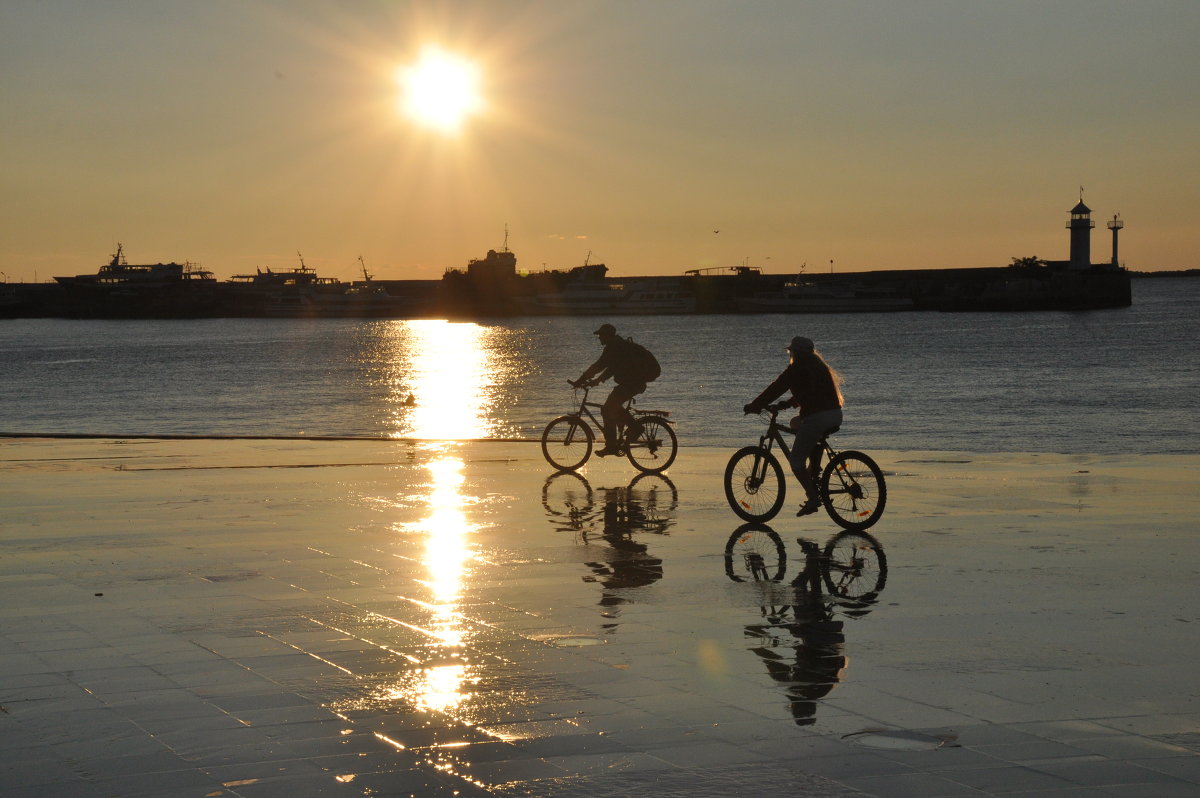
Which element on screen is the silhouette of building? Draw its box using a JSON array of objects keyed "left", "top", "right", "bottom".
[
  {"left": 1067, "top": 200, "right": 1095, "bottom": 270},
  {"left": 1107, "top": 213, "right": 1124, "bottom": 267}
]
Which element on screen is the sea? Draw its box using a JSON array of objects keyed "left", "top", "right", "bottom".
[{"left": 2, "top": 277, "right": 1197, "bottom": 455}]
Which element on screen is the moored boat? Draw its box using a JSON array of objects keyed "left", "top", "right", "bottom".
[
  {"left": 53, "top": 244, "right": 220, "bottom": 318},
  {"left": 736, "top": 279, "right": 914, "bottom": 313}
]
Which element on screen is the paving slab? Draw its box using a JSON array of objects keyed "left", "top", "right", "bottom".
[{"left": 1, "top": 437, "right": 1198, "bottom": 797}]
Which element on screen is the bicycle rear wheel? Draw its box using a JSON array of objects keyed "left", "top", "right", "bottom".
[
  {"left": 820, "top": 450, "right": 886, "bottom": 531},
  {"left": 724, "top": 446, "right": 786, "bottom": 522},
  {"left": 541, "top": 415, "right": 593, "bottom": 471},
  {"left": 822, "top": 531, "right": 887, "bottom": 600},
  {"left": 625, "top": 415, "right": 677, "bottom": 473},
  {"left": 724, "top": 524, "right": 787, "bottom": 582}
]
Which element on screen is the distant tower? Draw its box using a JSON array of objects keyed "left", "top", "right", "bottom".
[
  {"left": 1066, "top": 199, "right": 1094, "bottom": 269},
  {"left": 1107, "top": 213, "right": 1124, "bottom": 266}
]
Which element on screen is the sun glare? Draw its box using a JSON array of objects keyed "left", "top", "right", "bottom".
[{"left": 398, "top": 49, "right": 482, "bottom": 132}]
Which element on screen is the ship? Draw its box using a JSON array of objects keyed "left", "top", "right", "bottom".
[
  {"left": 226, "top": 255, "right": 415, "bottom": 318},
  {"left": 53, "top": 244, "right": 220, "bottom": 318},
  {"left": 518, "top": 263, "right": 625, "bottom": 315},
  {"left": 517, "top": 260, "right": 696, "bottom": 316},
  {"left": 736, "top": 278, "right": 915, "bottom": 313}
]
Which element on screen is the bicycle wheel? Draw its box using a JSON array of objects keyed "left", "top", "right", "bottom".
[
  {"left": 628, "top": 472, "right": 678, "bottom": 529},
  {"left": 625, "top": 416, "right": 677, "bottom": 473},
  {"left": 724, "top": 446, "right": 786, "bottom": 522},
  {"left": 541, "top": 415, "right": 593, "bottom": 471},
  {"left": 820, "top": 450, "right": 886, "bottom": 531},
  {"left": 822, "top": 531, "right": 887, "bottom": 600},
  {"left": 724, "top": 524, "right": 787, "bottom": 582},
  {"left": 542, "top": 471, "right": 595, "bottom": 519}
]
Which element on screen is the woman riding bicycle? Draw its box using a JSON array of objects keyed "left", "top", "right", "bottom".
[{"left": 743, "top": 336, "right": 844, "bottom": 517}]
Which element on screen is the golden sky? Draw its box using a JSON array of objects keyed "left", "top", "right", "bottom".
[{"left": 2, "top": 0, "right": 1197, "bottom": 282}]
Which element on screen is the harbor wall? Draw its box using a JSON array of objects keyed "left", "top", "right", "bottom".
[{"left": 1, "top": 263, "right": 1133, "bottom": 319}]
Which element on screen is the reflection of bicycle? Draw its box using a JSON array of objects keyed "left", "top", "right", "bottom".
[
  {"left": 542, "top": 471, "right": 677, "bottom": 537},
  {"left": 724, "top": 401, "right": 886, "bottom": 529},
  {"left": 726, "top": 524, "right": 887, "bottom": 727},
  {"left": 724, "top": 524, "right": 887, "bottom": 601},
  {"left": 541, "top": 383, "right": 678, "bottom": 473}
]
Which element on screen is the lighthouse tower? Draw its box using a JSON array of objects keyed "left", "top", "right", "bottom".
[
  {"left": 1107, "top": 213, "right": 1124, "bottom": 266},
  {"left": 1066, "top": 200, "right": 1094, "bottom": 270}
]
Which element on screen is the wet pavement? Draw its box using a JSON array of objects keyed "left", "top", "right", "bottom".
[{"left": 2, "top": 437, "right": 1199, "bottom": 797}]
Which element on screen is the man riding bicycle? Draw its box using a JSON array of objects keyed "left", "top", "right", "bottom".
[
  {"left": 572, "top": 323, "right": 658, "bottom": 457},
  {"left": 744, "top": 336, "right": 844, "bottom": 516}
]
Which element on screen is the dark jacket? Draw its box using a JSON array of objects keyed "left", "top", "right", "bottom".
[
  {"left": 748, "top": 354, "right": 841, "bottom": 419},
  {"left": 580, "top": 338, "right": 645, "bottom": 386}
]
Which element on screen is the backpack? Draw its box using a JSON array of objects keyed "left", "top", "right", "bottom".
[{"left": 625, "top": 338, "right": 661, "bottom": 383}]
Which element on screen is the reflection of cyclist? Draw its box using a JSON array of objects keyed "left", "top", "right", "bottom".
[
  {"left": 745, "top": 537, "right": 846, "bottom": 726},
  {"left": 744, "top": 336, "right": 844, "bottom": 516},
  {"left": 583, "top": 486, "right": 665, "bottom": 621},
  {"left": 573, "top": 323, "right": 656, "bottom": 457}
]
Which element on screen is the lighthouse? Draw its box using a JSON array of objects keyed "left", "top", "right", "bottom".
[
  {"left": 1107, "top": 213, "right": 1124, "bottom": 267},
  {"left": 1066, "top": 200, "right": 1094, "bottom": 270}
]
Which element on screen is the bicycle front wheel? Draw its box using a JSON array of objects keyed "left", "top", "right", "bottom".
[
  {"left": 820, "top": 450, "right": 886, "bottom": 531},
  {"left": 541, "top": 415, "right": 593, "bottom": 471},
  {"left": 625, "top": 416, "right": 678, "bottom": 473},
  {"left": 823, "top": 531, "right": 887, "bottom": 600},
  {"left": 724, "top": 446, "right": 786, "bottom": 522}
]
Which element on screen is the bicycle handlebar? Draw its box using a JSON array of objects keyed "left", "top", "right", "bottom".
[{"left": 744, "top": 400, "right": 793, "bottom": 415}]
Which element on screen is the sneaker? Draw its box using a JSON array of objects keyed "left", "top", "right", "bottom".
[
  {"left": 796, "top": 499, "right": 821, "bottom": 517},
  {"left": 595, "top": 446, "right": 621, "bottom": 457}
]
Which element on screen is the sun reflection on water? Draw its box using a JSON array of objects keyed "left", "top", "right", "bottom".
[
  {"left": 381, "top": 320, "right": 500, "bottom": 717},
  {"left": 369, "top": 319, "right": 519, "bottom": 440}
]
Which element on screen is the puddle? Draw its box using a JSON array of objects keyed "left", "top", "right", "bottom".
[
  {"left": 843, "top": 729, "right": 958, "bottom": 750},
  {"left": 549, "top": 636, "right": 604, "bottom": 647}
]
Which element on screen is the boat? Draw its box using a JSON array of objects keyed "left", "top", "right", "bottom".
[
  {"left": 736, "top": 278, "right": 914, "bottom": 313},
  {"left": 517, "top": 260, "right": 625, "bottom": 315},
  {"left": 0, "top": 283, "right": 20, "bottom": 317},
  {"left": 53, "top": 244, "right": 220, "bottom": 318},
  {"left": 227, "top": 254, "right": 415, "bottom": 318},
  {"left": 617, "top": 278, "right": 697, "bottom": 315}
]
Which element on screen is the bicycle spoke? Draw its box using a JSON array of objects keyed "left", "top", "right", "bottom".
[
  {"left": 626, "top": 416, "right": 677, "bottom": 473},
  {"left": 820, "top": 451, "right": 886, "bottom": 531}
]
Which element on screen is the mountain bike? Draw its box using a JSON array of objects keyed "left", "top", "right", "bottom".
[
  {"left": 724, "top": 401, "right": 886, "bottom": 530},
  {"left": 541, "top": 382, "right": 677, "bottom": 473},
  {"left": 723, "top": 523, "right": 888, "bottom": 602}
]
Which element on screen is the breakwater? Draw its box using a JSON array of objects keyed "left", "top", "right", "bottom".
[{"left": 1, "top": 255, "right": 1131, "bottom": 319}]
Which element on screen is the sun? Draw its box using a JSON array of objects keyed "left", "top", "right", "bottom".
[{"left": 397, "top": 49, "right": 482, "bottom": 133}]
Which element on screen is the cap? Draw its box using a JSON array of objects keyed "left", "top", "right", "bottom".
[
  {"left": 787, "top": 336, "right": 814, "bottom": 352},
  {"left": 594, "top": 323, "right": 617, "bottom": 337}
]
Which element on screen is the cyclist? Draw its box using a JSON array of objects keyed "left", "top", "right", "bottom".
[
  {"left": 572, "top": 323, "right": 654, "bottom": 457},
  {"left": 743, "top": 336, "right": 844, "bottom": 516}
]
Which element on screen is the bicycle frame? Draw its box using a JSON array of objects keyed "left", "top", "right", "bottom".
[
  {"left": 756, "top": 405, "right": 837, "bottom": 475},
  {"left": 568, "top": 384, "right": 648, "bottom": 443}
]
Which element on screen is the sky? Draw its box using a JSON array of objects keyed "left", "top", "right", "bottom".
[{"left": 2, "top": 0, "right": 1198, "bottom": 283}]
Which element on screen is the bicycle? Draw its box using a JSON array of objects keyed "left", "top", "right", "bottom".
[
  {"left": 541, "top": 382, "right": 678, "bottom": 473},
  {"left": 541, "top": 471, "right": 678, "bottom": 537},
  {"left": 724, "top": 524, "right": 888, "bottom": 727},
  {"left": 724, "top": 401, "right": 886, "bottom": 529},
  {"left": 723, "top": 523, "right": 888, "bottom": 602}
]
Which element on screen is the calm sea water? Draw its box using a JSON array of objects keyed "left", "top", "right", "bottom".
[{"left": 2, "top": 278, "right": 1197, "bottom": 454}]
